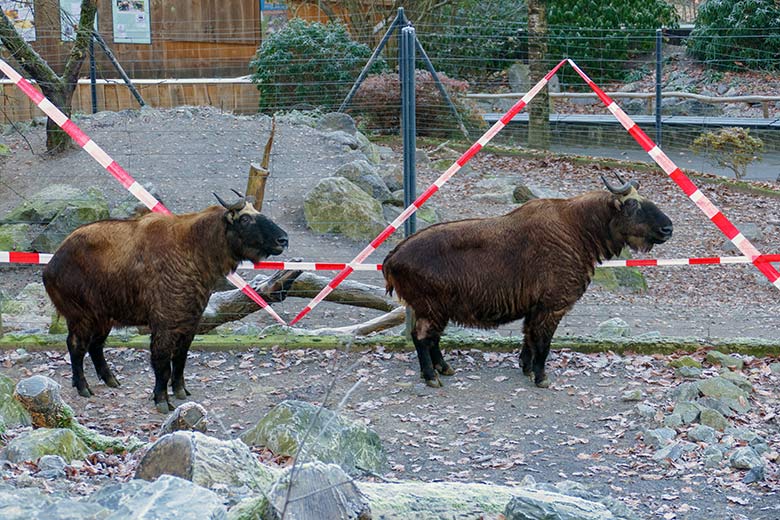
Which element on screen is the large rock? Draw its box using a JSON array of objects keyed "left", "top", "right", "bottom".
[
  {"left": 3, "top": 428, "right": 90, "bottom": 463},
  {"left": 335, "top": 160, "right": 393, "bottom": 202},
  {"left": 697, "top": 376, "right": 750, "bottom": 405},
  {"left": 596, "top": 317, "right": 630, "bottom": 338},
  {"left": 0, "top": 374, "right": 31, "bottom": 428},
  {"left": 241, "top": 399, "right": 387, "bottom": 476},
  {"left": 0, "top": 223, "right": 32, "bottom": 251},
  {"left": 136, "top": 431, "right": 279, "bottom": 503},
  {"left": 316, "top": 112, "right": 358, "bottom": 135},
  {"left": 2, "top": 283, "right": 57, "bottom": 333},
  {"left": 159, "top": 402, "right": 209, "bottom": 435},
  {"left": 264, "top": 461, "right": 370, "bottom": 520},
  {"left": 31, "top": 196, "right": 110, "bottom": 252},
  {"left": 705, "top": 350, "right": 744, "bottom": 370},
  {"left": 303, "top": 177, "right": 386, "bottom": 240},
  {"left": 0, "top": 483, "right": 108, "bottom": 520},
  {"left": 4, "top": 184, "right": 88, "bottom": 224},
  {"left": 89, "top": 475, "right": 227, "bottom": 520}
]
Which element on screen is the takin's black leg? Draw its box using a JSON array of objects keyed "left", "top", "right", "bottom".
[
  {"left": 522, "top": 310, "right": 565, "bottom": 388},
  {"left": 412, "top": 317, "right": 447, "bottom": 388},
  {"left": 149, "top": 328, "right": 178, "bottom": 413},
  {"left": 170, "top": 329, "right": 196, "bottom": 400},
  {"left": 87, "top": 326, "right": 119, "bottom": 389},
  {"left": 66, "top": 329, "right": 92, "bottom": 397},
  {"left": 429, "top": 334, "right": 455, "bottom": 377},
  {"left": 519, "top": 343, "right": 533, "bottom": 377}
]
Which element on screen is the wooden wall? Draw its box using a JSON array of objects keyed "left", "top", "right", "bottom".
[
  {"left": 1, "top": 0, "right": 262, "bottom": 79},
  {"left": 1, "top": 79, "right": 260, "bottom": 122}
]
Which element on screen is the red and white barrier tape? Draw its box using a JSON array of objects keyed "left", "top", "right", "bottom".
[
  {"left": 288, "top": 59, "right": 569, "bottom": 325},
  {"left": 0, "top": 58, "right": 285, "bottom": 325},
  {"left": 566, "top": 58, "right": 780, "bottom": 291},
  {"left": 5, "top": 253, "right": 779, "bottom": 269}
]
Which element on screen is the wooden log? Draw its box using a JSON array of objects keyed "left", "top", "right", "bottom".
[{"left": 246, "top": 117, "right": 276, "bottom": 210}]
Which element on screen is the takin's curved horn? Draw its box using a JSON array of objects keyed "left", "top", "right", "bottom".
[
  {"left": 213, "top": 192, "right": 230, "bottom": 208},
  {"left": 600, "top": 174, "right": 639, "bottom": 196},
  {"left": 230, "top": 188, "right": 245, "bottom": 199},
  {"left": 612, "top": 171, "right": 627, "bottom": 185}
]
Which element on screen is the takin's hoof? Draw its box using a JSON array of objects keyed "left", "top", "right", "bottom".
[
  {"left": 155, "top": 400, "right": 175, "bottom": 414},
  {"left": 173, "top": 387, "right": 190, "bottom": 400},
  {"left": 77, "top": 386, "right": 93, "bottom": 397},
  {"left": 534, "top": 377, "right": 551, "bottom": 389},
  {"left": 435, "top": 363, "right": 456, "bottom": 376},
  {"left": 104, "top": 375, "right": 121, "bottom": 388},
  {"left": 424, "top": 377, "right": 443, "bottom": 388}
]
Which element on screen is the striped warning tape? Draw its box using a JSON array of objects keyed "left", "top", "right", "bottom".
[
  {"left": 0, "top": 58, "right": 285, "bottom": 325},
  {"left": 288, "top": 59, "right": 570, "bottom": 325},
  {"left": 4, "top": 252, "right": 779, "bottom": 270},
  {"left": 566, "top": 58, "right": 780, "bottom": 291}
]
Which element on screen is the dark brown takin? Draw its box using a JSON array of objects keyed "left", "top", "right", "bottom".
[
  {"left": 43, "top": 191, "right": 288, "bottom": 413},
  {"left": 383, "top": 175, "right": 673, "bottom": 388}
]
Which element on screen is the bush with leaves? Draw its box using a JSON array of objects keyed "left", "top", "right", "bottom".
[
  {"left": 547, "top": 0, "right": 679, "bottom": 85},
  {"left": 691, "top": 127, "right": 764, "bottom": 180},
  {"left": 250, "top": 18, "right": 387, "bottom": 112},
  {"left": 350, "top": 70, "right": 485, "bottom": 136},
  {"left": 687, "top": 0, "right": 780, "bottom": 71}
]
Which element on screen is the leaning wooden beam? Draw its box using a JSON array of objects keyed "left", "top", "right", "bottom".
[
  {"left": 197, "top": 271, "right": 399, "bottom": 333},
  {"left": 198, "top": 269, "right": 302, "bottom": 333},
  {"left": 301, "top": 307, "right": 405, "bottom": 337}
]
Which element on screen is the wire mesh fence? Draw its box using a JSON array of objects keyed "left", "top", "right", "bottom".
[{"left": 1, "top": 7, "right": 780, "bottom": 344}]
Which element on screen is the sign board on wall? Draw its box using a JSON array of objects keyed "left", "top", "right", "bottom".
[
  {"left": 1, "top": 0, "right": 35, "bottom": 41},
  {"left": 112, "top": 0, "right": 150, "bottom": 44},
  {"left": 60, "top": 1, "right": 81, "bottom": 41}
]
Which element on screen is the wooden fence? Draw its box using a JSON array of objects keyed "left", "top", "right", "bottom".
[{"left": 1, "top": 78, "right": 260, "bottom": 123}]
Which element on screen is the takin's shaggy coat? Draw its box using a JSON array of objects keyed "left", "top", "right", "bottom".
[
  {"left": 383, "top": 177, "right": 673, "bottom": 388},
  {"left": 43, "top": 194, "right": 288, "bottom": 412}
]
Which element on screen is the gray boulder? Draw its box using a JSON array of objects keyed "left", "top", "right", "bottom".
[
  {"left": 0, "top": 483, "right": 107, "bottom": 520},
  {"left": 89, "top": 475, "right": 227, "bottom": 520},
  {"left": 241, "top": 399, "right": 387, "bottom": 476},
  {"left": 303, "top": 177, "right": 386, "bottom": 241},
  {"left": 596, "top": 317, "right": 630, "bottom": 338},
  {"left": 159, "top": 401, "right": 209, "bottom": 435},
  {"left": 3, "top": 428, "right": 90, "bottom": 463},
  {"left": 316, "top": 112, "right": 357, "bottom": 135},
  {"left": 355, "top": 132, "right": 382, "bottom": 164},
  {"left": 382, "top": 201, "right": 440, "bottom": 230},
  {"left": 378, "top": 163, "right": 403, "bottom": 192},
  {"left": 0, "top": 223, "right": 32, "bottom": 251},
  {"left": 669, "top": 382, "right": 700, "bottom": 403},
  {"left": 3, "top": 184, "right": 85, "bottom": 224},
  {"left": 687, "top": 424, "right": 717, "bottom": 444},
  {"left": 36, "top": 454, "right": 68, "bottom": 479},
  {"left": 697, "top": 376, "right": 749, "bottom": 401},
  {"left": 324, "top": 130, "right": 360, "bottom": 150},
  {"left": 504, "top": 487, "right": 621, "bottom": 520},
  {"left": 264, "top": 461, "right": 370, "bottom": 520},
  {"left": 699, "top": 408, "right": 730, "bottom": 431},
  {"left": 729, "top": 446, "right": 764, "bottom": 471},
  {"left": 0, "top": 374, "right": 31, "bottom": 428},
  {"left": 335, "top": 160, "right": 393, "bottom": 202},
  {"left": 1, "top": 282, "right": 57, "bottom": 333},
  {"left": 672, "top": 401, "right": 700, "bottom": 424},
  {"left": 135, "top": 431, "right": 279, "bottom": 504},
  {"left": 705, "top": 350, "right": 744, "bottom": 370},
  {"left": 31, "top": 196, "right": 110, "bottom": 252}
]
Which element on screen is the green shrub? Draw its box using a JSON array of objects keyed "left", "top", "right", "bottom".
[
  {"left": 250, "top": 18, "right": 387, "bottom": 112},
  {"left": 420, "top": 1, "right": 528, "bottom": 81},
  {"left": 691, "top": 127, "right": 764, "bottom": 179},
  {"left": 547, "top": 0, "right": 679, "bottom": 85},
  {"left": 687, "top": 0, "right": 780, "bottom": 71},
  {"left": 350, "top": 70, "right": 485, "bottom": 137}
]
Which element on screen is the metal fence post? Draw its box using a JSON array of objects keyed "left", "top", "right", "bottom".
[
  {"left": 89, "top": 35, "right": 97, "bottom": 114},
  {"left": 400, "top": 23, "right": 417, "bottom": 339},
  {"left": 655, "top": 28, "right": 663, "bottom": 146}
]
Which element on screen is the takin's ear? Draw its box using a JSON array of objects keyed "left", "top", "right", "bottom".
[{"left": 224, "top": 208, "right": 240, "bottom": 224}]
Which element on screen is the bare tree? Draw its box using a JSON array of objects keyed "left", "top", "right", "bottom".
[
  {"left": 527, "top": 0, "right": 550, "bottom": 150},
  {"left": 0, "top": 0, "right": 98, "bottom": 153}
]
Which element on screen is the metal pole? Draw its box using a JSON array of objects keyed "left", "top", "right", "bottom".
[
  {"left": 89, "top": 35, "right": 97, "bottom": 114},
  {"left": 415, "top": 36, "right": 469, "bottom": 139},
  {"left": 401, "top": 25, "right": 417, "bottom": 238},
  {"left": 338, "top": 8, "right": 403, "bottom": 112},
  {"left": 92, "top": 31, "right": 146, "bottom": 107},
  {"left": 655, "top": 28, "right": 662, "bottom": 146}
]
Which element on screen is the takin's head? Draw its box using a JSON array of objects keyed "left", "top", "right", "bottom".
[
  {"left": 602, "top": 174, "right": 673, "bottom": 253},
  {"left": 214, "top": 190, "right": 288, "bottom": 262}
]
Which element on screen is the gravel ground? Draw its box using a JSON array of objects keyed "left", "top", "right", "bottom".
[{"left": 1, "top": 107, "right": 779, "bottom": 519}]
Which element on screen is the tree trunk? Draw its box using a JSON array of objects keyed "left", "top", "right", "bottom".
[
  {"left": 527, "top": 0, "right": 550, "bottom": 150},
  {"left": 0, "top": 0, "right": 97, "bottom": 153}
]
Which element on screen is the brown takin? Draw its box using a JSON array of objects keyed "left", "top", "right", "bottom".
[
  {"left": 383, "top": 175, "right": 673, "bottom": 389},
  {"left": 43, "top": 192, "right": 288, "bottom": 413}
]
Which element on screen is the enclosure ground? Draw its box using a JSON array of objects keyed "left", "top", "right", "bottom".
[{"left": 1, "top": 344, "right": 779, "bottom": 520}]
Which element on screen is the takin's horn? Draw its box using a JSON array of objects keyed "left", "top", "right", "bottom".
[
  {"left": 213, "top": 192, "right": 230, "bottom": 208},
  {"left": 600, "top": 174, "right": 639, "bottom": 196}
]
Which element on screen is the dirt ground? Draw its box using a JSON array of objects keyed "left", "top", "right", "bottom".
[
  {"left": 1, "top": 344, "right": 778, "bottom": 519},
  {"left": 2, "top": 108, "right": 780, "bottom": 518}
]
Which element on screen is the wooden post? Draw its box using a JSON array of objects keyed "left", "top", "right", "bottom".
[{"left": 246, "top": 116, "right": 276, "bottom": 211}]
